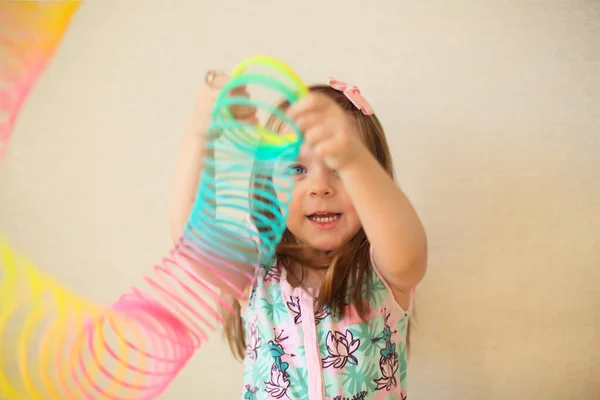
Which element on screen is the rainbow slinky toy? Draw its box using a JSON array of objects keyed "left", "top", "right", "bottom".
[
  {"left": 0, "top": 16, "right": 309, "bottom": 400},
  {"left": 0, "top": 0, "right": 81, "bottom": 156}
]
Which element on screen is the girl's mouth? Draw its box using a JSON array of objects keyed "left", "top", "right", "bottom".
[{"left": 307, "top": 212, "right": 342, "bottom": 230}]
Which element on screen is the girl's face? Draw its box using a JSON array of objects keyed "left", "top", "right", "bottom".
[{"left": 272, "top": 124, "right": 363, "bottom": 252}]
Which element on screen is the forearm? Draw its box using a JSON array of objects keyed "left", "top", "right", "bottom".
[
  {"left": 169, "top": 121, "right": 212, "bottom": 242},
  {"left": 339, "top": 147, "right": 427, "bottom": 289},
  {"left": 169, "top": 72, "right": 262, "bottom": 298},
  {"left": 170, "top": 125, "right": 256, "bottom": 296}
]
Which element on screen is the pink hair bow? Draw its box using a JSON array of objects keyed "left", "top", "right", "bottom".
[{"left": 328, "top": 77, "right": 374, "bottom": 115}]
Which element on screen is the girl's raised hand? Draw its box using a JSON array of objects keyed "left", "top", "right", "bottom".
[
  {"left": 187, "top": 70, "right": 258, "bottom": 140},
  {"left": 286, "top": 93, "right": 365, "bottom": 171},
  {"left": 171, "top": 69, "right": 259, "bottom": 241}
]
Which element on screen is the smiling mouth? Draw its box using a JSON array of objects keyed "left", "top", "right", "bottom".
[{"left": 306, "top": 213, "right": 342, "bottom": 223}]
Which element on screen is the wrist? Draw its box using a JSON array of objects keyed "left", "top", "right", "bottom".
[
  {"left": 185, "top": 108, "right": 212, "bottom": 138},
  {"left": 338, "top": 143, "right": 373, "bottom": 178}
]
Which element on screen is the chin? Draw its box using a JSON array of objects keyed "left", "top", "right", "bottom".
[
  {"left": 305, "top": 238, "right": 343, "bottom": 252},
  {"left": 287, "top": 224, "right": 358, "bottom": 252},
  {"left": 311, "top": 244, "right": 338, "bottom": 252}
]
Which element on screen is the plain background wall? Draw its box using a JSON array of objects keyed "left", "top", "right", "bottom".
[{"left": 1, "top": 0, "right": 599, "bottom": 398}]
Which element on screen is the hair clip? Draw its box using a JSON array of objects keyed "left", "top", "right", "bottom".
[{"left": 328, "top": 77, "right": 374, "bottom": 115}]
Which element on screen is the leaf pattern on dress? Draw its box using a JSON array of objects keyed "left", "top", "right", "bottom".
[
  {"left": 349, "top": 320, "right": 382, "bottom": 359},
  {"left": 333, "top": 391, "right": 368, "bottom": 400},
  {"left": 288, "top": 366, "right": 310, "bottom": 400},
  {"left": 341, "top": 361, "right": 379, "bottom": 394},
  {"left": 368, "top": 276, "right": 388, "bottom": 309},
  {"left": 243, "top": 255, "right": 410, "bottom": 399},
  {"left": 260, "top": 290, "right": 288, "bottom": 322}
]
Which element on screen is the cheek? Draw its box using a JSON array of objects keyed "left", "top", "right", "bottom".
[
  {"left": 285, "top": 188, "right": 303, "bottom": 217},
  {"left": 344, "top": 205, "right": 360, "bottom": 223},
  {"left": 272, "top": 176, "right": 292, "bottom": 203},
  {"left": 339, "top": 195, "right": 362, "bottom": 227},
  {"left": 273, "top": 181, "right": 300, "bottom": 217},
  {"left": 281, "top": 186, "right": 306, "bottom": 229},
  {"left": 338, "top": 190, "right": 355, "bottom": 212}
]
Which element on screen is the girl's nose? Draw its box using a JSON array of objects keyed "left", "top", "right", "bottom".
[
  {"left": 310, "top": 185, "right": 332, "bottom": 197},
  {"left": 309, "top": 172, "right": 335, "bottom": 197}
]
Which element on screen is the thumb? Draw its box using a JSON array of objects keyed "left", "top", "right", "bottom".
[{"left": 207, "top": 70, "right": 230, "bottom": 89}]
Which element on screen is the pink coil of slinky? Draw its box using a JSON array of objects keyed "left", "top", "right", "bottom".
[
  {"left": 0, "top": 1, "right": 309, "bottom": 398},
  {"left": 0, "top": 0, "right": 80, "bottom": 156}
]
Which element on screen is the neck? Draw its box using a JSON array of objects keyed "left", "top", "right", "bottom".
[{"left": 286, "top": 260, "right": 328, "bottom": 289}]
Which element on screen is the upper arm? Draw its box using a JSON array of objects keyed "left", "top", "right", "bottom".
[
  {"left": 176, "top": 223, "right": 260, "bottom": 300},
  {"left": 371, "top": 245, "right": 426, "bottom": 307}
]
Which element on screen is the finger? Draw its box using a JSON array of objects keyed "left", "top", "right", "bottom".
[
  {"left": 207, "top": 78, "right": 253, "bottom": 118},
  {"left": 227, "top": 85, "right": 258, "bottom": 118},
  {"left": 294, "top": 112, "right": 329, "bottom": 141},
  {"left": 286, "top": 93, "right": 326, "bottom": 120},
  {"left": 299, "top": 143, "right": 311, "bottom": 159},
  {"left": 313, "top": 139, "right": 338, "bottom": 165},
  {"left": 228, "top": 85, "right": 249, "bottom": 96},
  {"left": 230, "top": 101, "right": 256, "bottom": 119},
  {"left": 302, "top": 125, "right": 331, "bottom": 149},
  {"left": 241, "top": 114, "right": 259, "bottom": 125},
  {"left": 227, "top": 87, "right": 251, "bottom": 102}
]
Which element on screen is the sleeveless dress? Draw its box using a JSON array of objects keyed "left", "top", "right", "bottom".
[{"left": 240, "top": 247, "right": 414, "bottom": 400}]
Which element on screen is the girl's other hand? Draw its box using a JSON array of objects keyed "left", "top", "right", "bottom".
[
  {"left": 286, "top": 93, "right": 365, "bottom": 171},
  {"left": 186, "top": 70, "right": 259, "bottom": 141}
]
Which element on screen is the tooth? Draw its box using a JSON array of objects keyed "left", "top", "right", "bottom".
[{"left": 309, "top": 214, "right": 340, "bottom": 223}]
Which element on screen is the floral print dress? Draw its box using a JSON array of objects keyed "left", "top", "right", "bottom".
[{"left": 241, "top": 247, "right": 414, "bottom": 400}]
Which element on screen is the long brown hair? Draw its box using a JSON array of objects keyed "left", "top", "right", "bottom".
[{"left": 221, "top": 84, "right": 412, "bottom": 360}]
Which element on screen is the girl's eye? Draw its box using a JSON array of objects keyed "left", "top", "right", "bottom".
[{"left": 285, "top": 164, "right": 306, "bottom": 175}]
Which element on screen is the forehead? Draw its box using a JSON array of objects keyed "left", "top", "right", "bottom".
[{"left": 277, "top": 115, "right": 364, "bottom": 141}]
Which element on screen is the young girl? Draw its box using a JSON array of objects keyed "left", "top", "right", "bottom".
[{"left": 171, "top": 70, "right": 427, "bottom": 400}]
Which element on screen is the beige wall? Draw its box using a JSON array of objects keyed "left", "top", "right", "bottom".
[{"left": 1, "top": 0, "right": 599, "bottom": 399}]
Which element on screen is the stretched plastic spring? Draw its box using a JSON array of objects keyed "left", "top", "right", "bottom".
[
  {"left": 0, "top": 0, "right": 82, "bottom": 156},
  {"left": 0, "top": 55, "right": 308, "bottom": 399}
]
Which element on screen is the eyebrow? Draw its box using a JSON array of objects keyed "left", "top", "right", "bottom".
[{"left": 293, "top": 153, "right": 310, "bottom": 163}]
